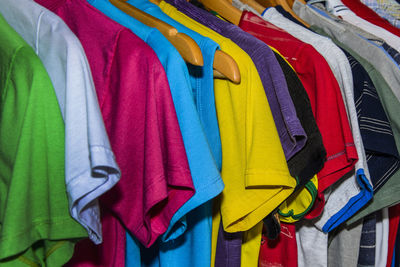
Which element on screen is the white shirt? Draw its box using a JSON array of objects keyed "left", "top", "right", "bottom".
[{"left": 0, "top": 0, "right": 121, "bottom": 244}]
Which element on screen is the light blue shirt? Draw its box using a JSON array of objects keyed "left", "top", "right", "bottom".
[{"left": 87, "top": 0, "right": 224, "bottom": 266}]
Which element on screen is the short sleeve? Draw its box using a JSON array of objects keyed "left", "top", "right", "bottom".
[
  {"left": 98, "top": 30, "right": 195, "bottom": 248},
  {"left": 0, "top": 45, "right": 87, "bottom": 265}
]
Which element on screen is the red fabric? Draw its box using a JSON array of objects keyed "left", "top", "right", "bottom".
[
  {"left": 387, "top": 204, "right": 400, "bottom": 267},
  {"left": 259, "top": 223, "right": 298, "bottom": 267},
  {"left": 304, "top": 192, "right": 325, "bottom": 219},
  {"left": 341, "top": 0, "right": 400, "bottom": 37},
  {"left": 239, "top": 11, "right": 357, "bottom": 198},
  {"left": 34, "top": 0, "right": 195, "bottom": 265}
]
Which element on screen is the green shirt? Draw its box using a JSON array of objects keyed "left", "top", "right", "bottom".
[
  {"left": 0, "top": 14, "right": 86, "bottom": 266},
  {"left": 312, "top": 25, "right": 400, "bottom": 225}
]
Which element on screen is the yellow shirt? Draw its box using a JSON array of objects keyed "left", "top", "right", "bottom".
[
  {"left": 159, "top": 3, "right": 296, "bottom": 266},
  {"left": 268, "top": 46, "right": 319, "bottom": 223}
]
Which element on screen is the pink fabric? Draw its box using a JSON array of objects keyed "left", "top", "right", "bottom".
[{"left": 34, "top": 0, "right": 195, "bottom": 265}]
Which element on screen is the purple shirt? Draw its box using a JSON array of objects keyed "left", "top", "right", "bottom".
[
  {"left": 165, "top": 0, "right": 306, "bottom": 162},
  {"left": 164, "top": 1, "right": 305, "bottom": 266}
]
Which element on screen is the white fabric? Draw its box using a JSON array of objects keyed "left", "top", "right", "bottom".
[
  {"left": 262, "top": 7, "right": 372, "bottom": 231},
  {"left": 376, "top": 208, "right": 389, "bottom": 267},
  {"left": 325, "top": 0, "right": 400, "bottom": 54},
  {"left": 0, "top": 0, "right": 121, "bottom": 244},
  {"left": 296, "top": 220, "right": 328, "bottom": 267}
]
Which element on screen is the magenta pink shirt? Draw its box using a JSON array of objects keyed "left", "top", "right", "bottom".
[{"left": 34, "top": 0, "right": 195, "bottom": 265}]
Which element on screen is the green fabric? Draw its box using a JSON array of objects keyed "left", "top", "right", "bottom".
[
  {"left": 0, "top": 14, "right": 86, "bottom": 266},
  {"left": 311, "top": 25, "right": 400, "bottom": 225}
]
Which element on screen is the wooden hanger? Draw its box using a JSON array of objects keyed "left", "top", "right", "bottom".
[
  {"left": 213, "top": 51, "right": 241, "bottom": 83},
  {"left": 198, "top": 0, "right": 242, "bottom": 25},
  {"left": 113, "top": 0, "right": 241, "bottom": 83},
  {"left": 255, "top": 0, "right": 310, "bottom": 26},
  {"left": 111, "top": 0, "right": 204, "bottom": 66},
  {"left": 241, "top": 0, "right": 267, "bottom": 14}
]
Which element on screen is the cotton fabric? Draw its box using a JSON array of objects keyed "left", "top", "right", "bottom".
[
  {"left": 0, "top": 12, "right": 87, "bottom": 266},
  {"left": 0, "top": 0, "right": 120, "bottom": 244}
]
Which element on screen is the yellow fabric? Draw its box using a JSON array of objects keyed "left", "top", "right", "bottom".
[
  {"left": 279, "top": 175, "right": 318, "bottom": 223},
  {"left": 159, "top": 3, "right": 296, "bottom": 266},
  {"left": 267, "top": 46, "right": 319, "bottom": 222},
  {"left": 160, "top": 0, "right": 295, "bottom": 233},
  {"left": 241, "top": 222, "right": 263, "bottom": 267}
]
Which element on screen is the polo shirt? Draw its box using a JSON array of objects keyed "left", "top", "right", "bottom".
[
  {"left": 341, "top": 47, "right": 400, "bottom": 225},
  {"left": 169, "top": 0, "right": 308, "bottom": 164},
  {"left": 159, "top": 3, "right": 297, "bottom": 267},
  {"left": 323, "top": 0, "right": 400, "bottom": 54},
  {"left": 170, "top": 0, "right": 326, "bottom": 228},
  {"left": 0, "top": 0, "right": 120, "bottom": 244},
  {"left": 263, "top": 47, "right": 321, "bottom": 223},
  {"left": 35, "top": 1, "right": 195, "bottom": 266},
  {"left": 271, "top": 47, "right": 320, "bottom": 224},
  {"left": 168, "top": 0, "right": 324, "bottom": 229},
  {"left": 85, "top": 1, "right": 224, "bottom": 266},
  {"left": 88, "top": 0, "right": 225, "bottom": 266},
  {"left": 262, "top": 8, "right": 373, "bottom": 230},
  {"left": 162, "top": 2, "right": 307, "bottom": 266},
  {"left": 0, "top": 13, "right": 87, "bottom": 266},
  {"left": 341, "top": 0, "right": 400, "bottom": 37},
  {"left": 89, "top": 0, "right": 224, "bottom": 250},
  {"left": 302, "top": 2, "right": 400, "bottom": 104},
  {"left": 113, "top": 1, "right": 225, "bottom": 267},
  {"left": 360, "top": 0, "right": 400, "bottom": 27},
  {"left": 306, "top": 3, "right": 400, "bottom": 67},
  {"left": 343, "top": 50, "right": 399, "bottom": 193},
  {"left": 293, "top": 0, "right": 400, "bottom": 225},
  {"left": 238, "top": 11, "right": 357, "bottom": 196}
]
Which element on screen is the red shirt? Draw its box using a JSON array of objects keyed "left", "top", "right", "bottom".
[
  {"left": 387, "top": 204, "right": 400, "bottom": 267},
  {"left": 34, "top": 0, "right": 195, "bottom": 265},
  {"left": 342, "top": 0, "right": 400, "bottom": 37},
  {"left": 259, "top": 223, "right": 298, "bottom": 267},
  {"left": 239, "top": 11, "right": 357, "bottom": 195}
]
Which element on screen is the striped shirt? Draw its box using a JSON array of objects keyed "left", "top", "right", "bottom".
[{"left": 345, "top": 50, "right": 400, "bottom": 192}]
